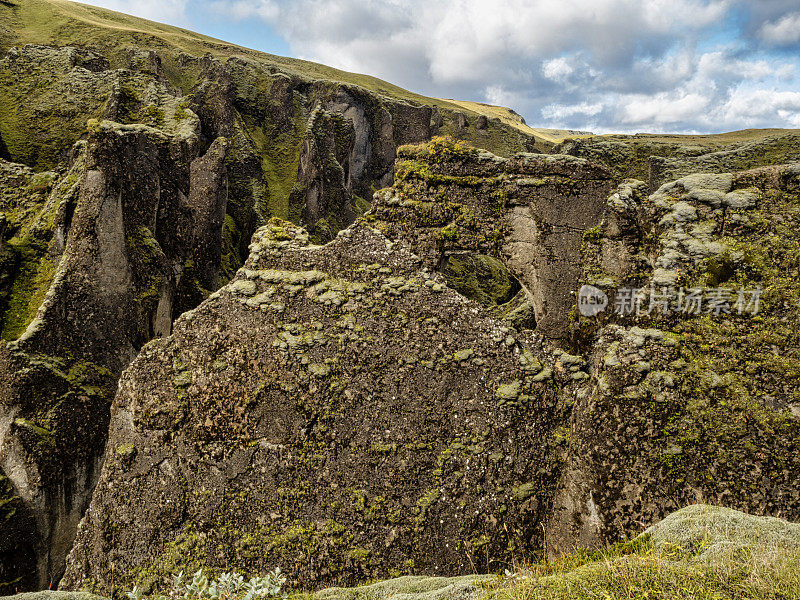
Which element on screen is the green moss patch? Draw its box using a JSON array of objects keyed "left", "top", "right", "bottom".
[{"left": 0, "top": 238, "right": 55, "bottom": 340}]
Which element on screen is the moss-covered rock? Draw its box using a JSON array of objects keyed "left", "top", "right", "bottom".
[
  {"left": 641, "top": 504, "right": 800, "bottom": 556},
  {"left": 61, "top": 221, "right": 575, "bottom": 595},
  {"left": 0, "top": 113, "right": 229, "bottom": 588},
  {"left": 370, "top": 137, "right": 613, "bottom": 341},
  {"left": 548, "top": 162, "right": 800, "bottom": 556}
]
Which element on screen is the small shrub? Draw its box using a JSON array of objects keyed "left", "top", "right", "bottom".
[
  {"left": 126, "top": 568, "right": 286, "bottom": 600},
  {"left": 438, "top": 224, "right": 460, "bottom": 242},
  {"left": 424, "top": 135, "right": 476, "bottom": 161}
]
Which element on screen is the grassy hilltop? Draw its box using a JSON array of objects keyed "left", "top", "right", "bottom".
[{"left": 0, "top": 0, "right": 567, "bottom": 148}]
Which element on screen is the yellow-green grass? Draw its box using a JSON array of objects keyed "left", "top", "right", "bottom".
[
  {"left": 444, "top": 99, "right": 593, "bottom": 143},
  {"left": 490, "top": 549, "right": 800, "bottom": 600},
  {"left": 0, "top": 0, "right": 516, "bottom": 118},
  {"left": 489, "top": 505, "right": 800, "bottom": 600}
]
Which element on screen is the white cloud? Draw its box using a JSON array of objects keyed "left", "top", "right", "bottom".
[
  {"left": 542, "top": 101, "right": 604, "bottom": 120},
  {"left": 759, "top": 12, "right": 800, "bottom": 46},
  {"left": 621, "top": 92, "right": 711, "bottom": 124},
  {"left": 718, "top": 87, "right": 800, "bottom": 127},
  {"left": 542, "top": 58, "right": 574, "bottom": 82}
]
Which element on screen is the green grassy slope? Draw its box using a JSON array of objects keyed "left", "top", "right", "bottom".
[{"left": 0, "top": 0, "right": 544, "bottom": 144}]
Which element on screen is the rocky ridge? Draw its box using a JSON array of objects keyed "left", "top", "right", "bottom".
[
  {"left": 52, "top": 138, "right": 800, "bottom": 594},
  {"left": 0, "top": 3, "right": 540, "bottom": 588}
]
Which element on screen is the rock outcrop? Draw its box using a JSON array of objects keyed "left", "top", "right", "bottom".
[
  {"left": 547, "top": 163, "right": 800, "bottom": 553},
  {"left": 0, "top": 13, "right": 539, "bottom": 590},
  {"left": 48, "top": 139, "right": 800, "bottom": 594},
  {"left": 0, "top": 113, "right": 230, "bottom": 589},
  {"left": 369, "top": 138, "right": 613, "bottom": 341},
  {"left": 61, "top": 220, "right": 572, "bottom": 592},
  {"left": 648, "top": 134, "right": 800, "bottom": 189}
]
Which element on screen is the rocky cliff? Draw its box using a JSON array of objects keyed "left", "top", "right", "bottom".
[
  {"left": 549, "top": 163, "right": 800, "bottom": 551},
  {"left": 0, "top": 0, "right": 542, "bottom": 590},
  {"left": 0, "top": 113, "right": 228, "bottom": 589},
  {"left": 368, "top": 138, "right": 612, "bottom": 341},
  {"left": 56, "top": 139, "right": 800, "bottom": 595}
]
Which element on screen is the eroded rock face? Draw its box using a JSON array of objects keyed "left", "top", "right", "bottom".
[
  {"left": 0, "top": 41, "right": 537, "bottom": 591},
  {"left": 369, "top": 140, "right": 613, "bottom": 341},
  {"left": 42, "top": 144, "right": 800, "bottom": 593},
  {"left": 290, "top": 108, "right": 357, "bottom": 243},
  {"left": 0, "top": 117, "right": 229, "bottom": 589},
  {"left": 61, "top": 221, "right": 575, "bottom": 593},
  {"left": 546, "top": 163, "right": 800, "bottom": 554}
]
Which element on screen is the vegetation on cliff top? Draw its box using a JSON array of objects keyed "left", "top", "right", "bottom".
[{"left": 0, "top": 0, "right": 550, "bottom": 149}]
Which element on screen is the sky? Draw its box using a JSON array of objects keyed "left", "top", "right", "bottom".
[{"left": 79, "top": 0, "right": 800, "bottom": 134}]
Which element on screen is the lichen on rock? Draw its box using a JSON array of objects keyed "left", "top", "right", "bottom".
[{"left": 60, "top": 220, "right": 574, "bottom": 594}]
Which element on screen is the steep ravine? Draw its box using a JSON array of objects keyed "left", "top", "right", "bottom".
[{"left": 0, "top": 21, "right": 539, "bottom": 592}]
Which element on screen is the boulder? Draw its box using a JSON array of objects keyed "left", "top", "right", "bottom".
[{"left": 61, "top": 221, "right": 572, "bottom": 593}]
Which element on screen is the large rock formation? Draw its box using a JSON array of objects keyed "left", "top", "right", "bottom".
[
  {"left": 61, "top": 221, "right": 573, "bottom": 592},
  {"left": 58, "top": 141, "right": 800, "bottom": 594},
  {"left": 0, "top": 111, "right": 229, "bottom": 589},
  {"left": 548, "top": 163, "right": 800, "bottom": 552},
  {"left": 0, "top": 7, "right": 540, "bottom": 589},
  {"left": 369, "top": 138, "right": 613, "bottom": 341}
]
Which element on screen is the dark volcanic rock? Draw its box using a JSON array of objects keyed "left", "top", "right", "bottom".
[
  {"left": 0, "top": 116, "right": 229, "bottom": 589},
  {"left": 46, "top": 147, "right": 800, "bottom": 594},
  {"left": 61, "top": 221, "right": 572, "bottom": 593},
  {"left": 291, "top": 107, "right": 357, "bottom": 243}
]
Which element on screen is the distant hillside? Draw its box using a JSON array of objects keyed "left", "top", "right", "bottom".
[
  {"left": 0, "top": 0, "right": 550, "bottom": 150},
  {"left": 556, "top": 128, "right": 800, "bottom": 188},
  {"left": 445, "top": 99, "right": 593, "bottom": 142}
]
